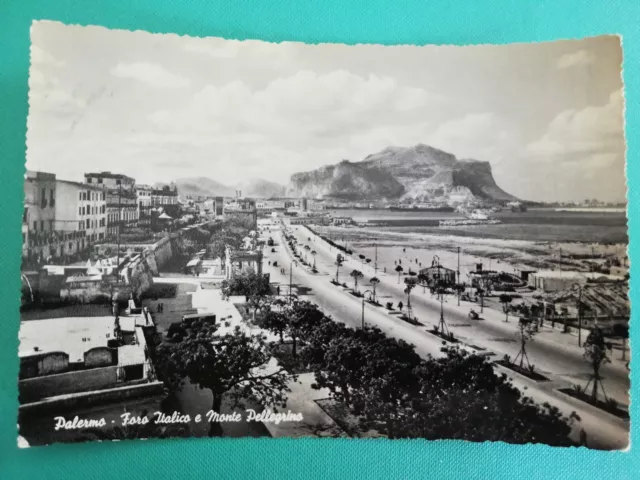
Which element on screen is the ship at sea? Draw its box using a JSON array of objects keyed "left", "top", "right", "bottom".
[
  {"left": 439, "top": 207, "right": 502, "bottom": 227},
  {"left": 387, "top": 203, "right": 455, "bottom": 212}
]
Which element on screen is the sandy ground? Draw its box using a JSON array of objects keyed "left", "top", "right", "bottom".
[{"left": 322, "top": 225, "right": 627, "bottom": 278}]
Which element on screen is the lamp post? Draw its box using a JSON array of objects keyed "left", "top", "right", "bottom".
[
  {"left": 289, "top": 260, "right": 298, "bottom": 303},
  {"left": 457, "top": 247, "right": 461, "bottom": 306},
  {"left": 362, "top": 289, "right": 373, "bottom": 329},
  {"left": 572, "top": 283, "right": 584, "bottom": 346}
]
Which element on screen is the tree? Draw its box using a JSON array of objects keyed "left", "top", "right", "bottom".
[
  {"left": 403, "top": 277, "right": 417, "bottom": 318},
  {"left": 513, "top": 317, "right": 538, "bottom": 369},
  {"left": 311, "top": 327, "right": 423, "bottom": 439},
  {"left": 613, "top": 324, "right": 629, "bottom": 361},
  {"left": 261, "top": 299, "right": 289, "bottom": 343},
  {"left": 499, "top": 294, "right": 513, "bottom": 322},
  {"left": 359, "top": 254, "right": 366, "bottom": 268},
  {"left": 335, "top": 254, "right": 344, "bottom": 283},
  {"left": 350, "top": 269, "right": 364, "bottom": 294},
  {"left": 156, "top": 322, "right": 290, "bottom": 436},
  {"left": 395, "top": 265, "right": 404, "bottom": 284},
  {"left": 370, "top": 277, "right": 380, "bottom": 303},
  {"left": 283, "top": 300, "right": 325, "bottom": 358},
  {"left": 221, "top": 271, "right": 271, "bottom": 321},
  {"left": 407, "top": 347, "right": 577, "bottom": 445},
  {"left": 311, "top": 250, "right": 317, "bottom": 269},
  {"left": 583, "top": 327, "right": 611, "bottom": 402}
]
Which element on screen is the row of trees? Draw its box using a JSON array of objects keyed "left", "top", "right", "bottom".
[
  {"left": 258, "top": 298, "right": 578, "bottom": 443},
  {"left": 155, "top": 284, "right": 579, "bottom": 443}
]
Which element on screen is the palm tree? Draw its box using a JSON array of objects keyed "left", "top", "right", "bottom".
[
  {"left": 304, "top": 244, "right": 311, "bottom": 262},
  {"left": 404, "top": 277, "right": 417, "bottom": 318},
  {"left": 395, "top": 265, "right": 404, "bottom": 283},
  {"left": 370, "top": 277, "right": 380, "bottom": 303},
  {"left": 311, "top": 250, "right": 317, "bottom": 269},
  {"left": 350, "top": 269, "right": 364, "bottom": 293},
  {"left": 358, "top": 254, "right": 366, "bottom": 268},
  {"left": 335, "top": 254, "right": 344, "bottom": 283}
]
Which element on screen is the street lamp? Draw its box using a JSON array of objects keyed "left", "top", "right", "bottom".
[
  {"left": 572, "top": 283, "right": 584, "bottom": 347},
  {"left": 289, "top": 260, "right": 298, "bottom": 303},
  {"left": 362, "top": 289, "right": 373, "bottom": 329}
]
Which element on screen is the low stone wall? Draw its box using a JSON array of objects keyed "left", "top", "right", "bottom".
[
  {"left": 19, "top": 366, "right": 119, "bottom": 403},
  {"left": 19, "top": 381, "right": 165, "bottom": 415}
]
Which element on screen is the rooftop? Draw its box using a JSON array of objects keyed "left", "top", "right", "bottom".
[
  {"left": 56, "top": 179, "right": 106, "bottom": 192},
  {"left": 19, "top": 316, "right": 116, "bottom": 362},
  {"left": 84, "top": 172, "right": 135, "bottom": 181}
]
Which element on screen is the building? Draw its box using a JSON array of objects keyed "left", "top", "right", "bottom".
[
  {"left": 527, "top": 270, "right": 625, "bottom": 292},
  {"left": 135, "top": 184, "right": 153, "bottom": 208},
  {"left": 214, "top": 196, "right": 224, "bottom": 216},
  {"left": 223, "top": 198, "right": 258, "bottom": 230},
  {"left": 419, "top": 264, "right": 457, "bottom": 286},
  {"left": 56, "top": 179, "right": 107, "bottom": 252},
  {"left": 84, "top": 171, "right": 135, "bottom": 192},
  {"left": 18, "top": 311, "right": 161, "bottom": 409},
  {"left": 23, "top": 171, "right": 107, "bottom": 264},
  {"left": 23, "top": 171, "right": 57, "bottom": 262},
  {"left": 151, "top": 185, "right": 179, "bottom": 207},
  {"left": 85, "top": 172, "right": 139, "bottom": 240},
  {"left": 224, "top": 245, "right": 263, "bottom": 279}
]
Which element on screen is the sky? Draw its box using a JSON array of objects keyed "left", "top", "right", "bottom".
[{"left": 26, "top": 21, "right": 626, "bottom": 202}]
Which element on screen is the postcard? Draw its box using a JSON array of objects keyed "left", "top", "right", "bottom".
[{"left": 18, "top": 20, "right": 628, "bottom": 449}]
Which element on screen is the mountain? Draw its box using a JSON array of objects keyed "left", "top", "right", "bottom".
[
  {"left": 175, "top": 177, "right": 236, "bottom": 198},
  {"left": 287, "top": 144, "right": 518, "bottom": 203},
  {"left": 237, "top": 179, "right": 286, "bottom": 198},
  {"left": 174, "top": 177, "right": 285, "bottom": 199},
  {"left": 288, "top": 160, "right": 405, "bottom": 200}
]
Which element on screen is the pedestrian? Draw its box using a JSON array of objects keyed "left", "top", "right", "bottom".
[{"left": 579, "top": 429, "right": 588, "bottom": 447}]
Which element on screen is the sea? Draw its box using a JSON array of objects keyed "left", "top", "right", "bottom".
[{"left": 326, "top": 208, "right": 628, "bottom": 244}]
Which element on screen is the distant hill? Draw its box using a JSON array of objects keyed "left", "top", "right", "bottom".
[
  {"left": 287, "top": 144, "right": 518, "bottom": 204},
  {"left": 175, "top": 177, "right": 285, "bottom": 199}
]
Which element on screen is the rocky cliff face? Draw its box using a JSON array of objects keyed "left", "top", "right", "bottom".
[
  {"left": 288, "top": 160, "right": 405, "bottom": 200},
  {"left": 287, "top": 144, "right": 518, "bottom": 203}
]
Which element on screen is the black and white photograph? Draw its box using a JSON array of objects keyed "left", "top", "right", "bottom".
[{"left": 19, "top": 20, "right": 628, "bottom": 449}]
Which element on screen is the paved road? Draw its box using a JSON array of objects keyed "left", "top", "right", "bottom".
[
  {"left": 287, "top": 225, "right": 631, "bottom": 407},
  {"left": 260, "top": 223, "right": 629, "bottom": 450}
]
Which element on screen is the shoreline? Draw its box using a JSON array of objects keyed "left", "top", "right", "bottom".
[{"left": 320, "top": 225, "right": 627, "bottom": 276}]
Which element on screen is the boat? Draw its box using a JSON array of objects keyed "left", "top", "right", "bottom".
[
  {"left": 439, "top": 207, "right": 501, "bottom": 227},
  {"left": 388, "top": 204, "right": 455, "bottom": 212}
]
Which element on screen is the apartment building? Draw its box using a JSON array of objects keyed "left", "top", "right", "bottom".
[
  {"left": 84, "top": 172, "right": 139, "bottom": 240},
  {"left": 23, "top": 171, "right": 107, "bottom": 263}
]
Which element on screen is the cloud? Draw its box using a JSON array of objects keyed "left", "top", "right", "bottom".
[
  {"left": 524, "top": 88, "right": 624, "bottom": 162},
  {"left": 30, "top": 46, "right": 65, "bottom": 67},
  {"left": 557, "top": 50, "right": 596, "bottom": 69},
  {"left": 110, "top": 63, "right": 191, "bottom": 88}
]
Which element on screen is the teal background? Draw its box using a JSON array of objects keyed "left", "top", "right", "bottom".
[{"left": 0, "top": 0, "right": 638, "bottom": 478}]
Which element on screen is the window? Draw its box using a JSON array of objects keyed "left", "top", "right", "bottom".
[
  {"left": 50, "top": 189, "right": 55, "bottom": 207},
  {"left": 79, "top": 192, "right": 82, "bottom": 200},
  {"left": 79, "top": 206, "right": 82, "bottom": 215},
  {"left": 40, "top": 220, "right": 44, "bottom": 231},
  {"left": 69, "top": 242, "right": 73, "bottom": 250},
  {"left": 87, "top": 178, "right": 92, "bottom": 183},
  {"left": 49, "top": 220, "right": 53, "bottom": 231},
  {"left": 33, "top": 221, "right": 37, "bottom": 231},
  {"left": 97, "top": 178, "right": 103, "bottom": 184},
  {"left": 41, "top": 188, "right": 47, "bottom": 208}
]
